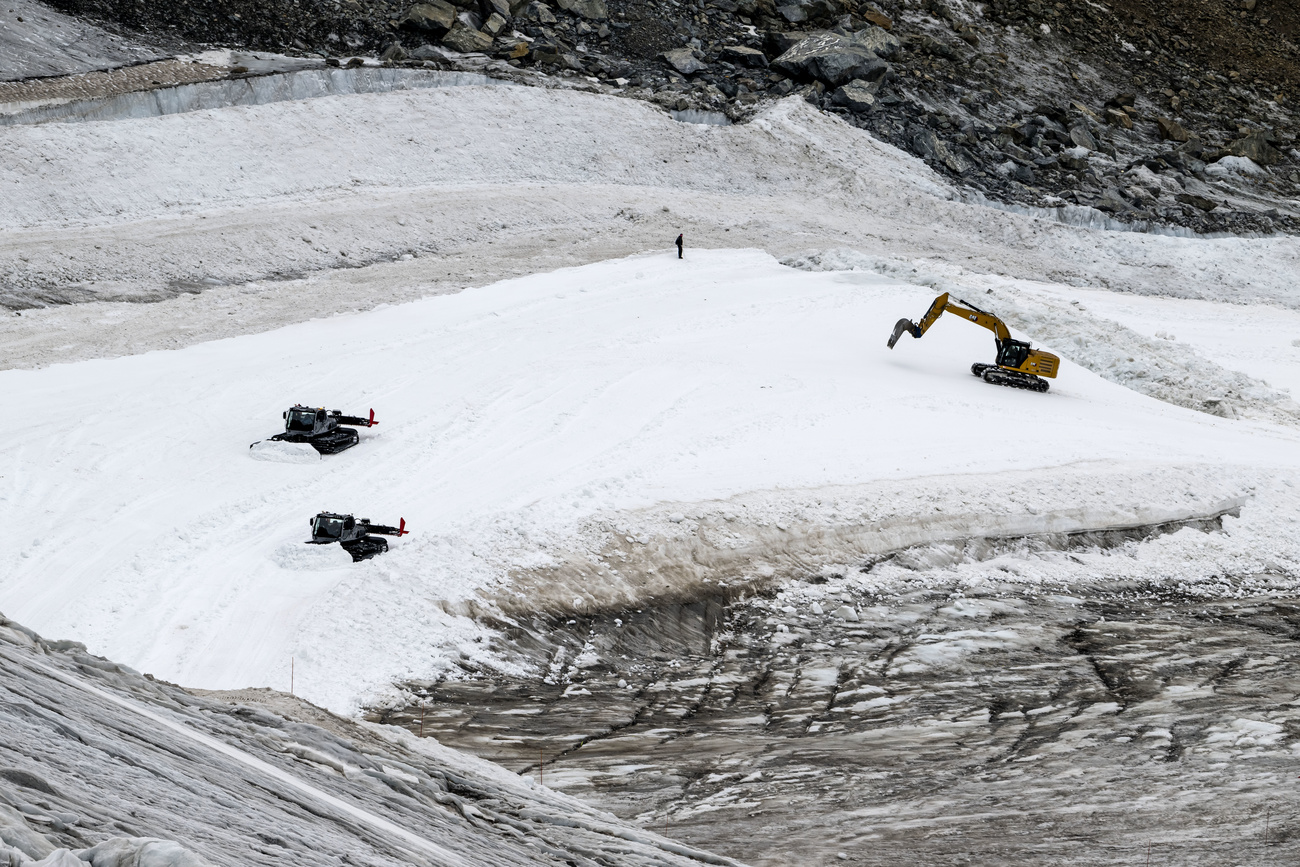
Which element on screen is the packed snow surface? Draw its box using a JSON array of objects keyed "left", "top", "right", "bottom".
[{"left": 4, "top": 248, "right": 1300, "bottom": 712}]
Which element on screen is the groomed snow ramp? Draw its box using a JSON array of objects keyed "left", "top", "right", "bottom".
[{"left": 0, "top": 614, "right": 745, "bottom": 867}]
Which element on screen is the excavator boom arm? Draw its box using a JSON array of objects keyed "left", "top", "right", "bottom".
[{"left": 886, "top": 292, "right": 1011, "bottom": 347}]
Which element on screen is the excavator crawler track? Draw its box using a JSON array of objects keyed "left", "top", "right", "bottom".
[{"left": 976, "top": 365, "right": 1050, "bottom": 392}]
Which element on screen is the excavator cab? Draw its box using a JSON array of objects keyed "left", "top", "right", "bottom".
[{"left": 995, "top": 339, "right": 1031, "bottom": 370}]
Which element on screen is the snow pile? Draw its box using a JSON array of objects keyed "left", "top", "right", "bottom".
[
  {"left": 787, "top": 248, "right": 1300, "bottom": 425},
  {"left": 249, "top": 440, "right": 321, "bottom": 463},
  {"left": 5, "top": 249, "right": 1300, "bottom": 712}
]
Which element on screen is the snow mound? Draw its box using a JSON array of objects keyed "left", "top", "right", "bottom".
[
  {"left": 271, "top": 541, "right": 352, "bottom": 571},
  {"left": 248, "top": 440, "right": 320, "bottom": 463}
]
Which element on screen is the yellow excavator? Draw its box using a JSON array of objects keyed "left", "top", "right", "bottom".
[{"left": 887, "top": 292, "right": 1059, "bottom": 392}]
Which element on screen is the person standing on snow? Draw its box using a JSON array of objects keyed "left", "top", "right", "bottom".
[{"left": 675, "top": 233, "right": 683, "bottom": 259}]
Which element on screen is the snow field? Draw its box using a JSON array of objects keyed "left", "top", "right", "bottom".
[
  {"left": 5, "top": 89, "right": 1300, "bottom": 369},
  {"left": 5, "top": 248, "right": 1300, "bottom": 713}
]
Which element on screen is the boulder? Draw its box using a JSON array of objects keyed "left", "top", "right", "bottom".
[
  {"left": 721, "top": 45, "right": 769, "bottom": 68},
  {"left": 483, "top": 11, "right": 507, "bottom": 34},
  {"left": 851, "top": 24, "right": 900, "bottom": 59},
  {"left": 406, "top": 0, "right": 457, "bottom": 31},
  {"left": 1176, "top": 192, "right": 1218, "bottom": 211},
  {"left": 529, "top": 1, "right": 558, "bottom": 22},
  {"left": 556, "top": 0, "right": 608, "bottom": 18},
  {"left": 911, "top": 127, "right": 971, "bottom": 174},
  {"left": 1105, "top": 108, "right": 1133, "bottom": 129},
  {"left": 772, "top": 32, "right": 889, "bottom": 87},
  {"left": 778, "top": 4, "right": 808, "bottom": 22},
  {"left": 1092, "top": 192, "right": 1129, "bottom": 213},
  {"left": 379, "top": 42, "right": 409, "bottom": 61},
  {"left": 484, "top": 0, "right": 512, "bottom": 18},
  {"left": 831, "top": 78, "right": 878, "bottom": 111},
  {"left": 765, "top": 29, "right": 816, "bottom": 56},
  {"left": 1069, "top": 100, "right": 1103, "bottom": 124},
  {"left": 1227, "top": 130, "right": 1282, "bottom": 166},
  {"left": 859, "top": 6, "right": 892, "bottom": 29},
  {"left": 1105, "top": 91, "right": 1137, "bottom": 111},
  {"left": 533, "top": 47, "right": 583, "bottom": 69},
  {"left": 1068, "top": 123, "right": 1098, "bottom": 151},
  {"left": 1155, "top": 116, "right": 1190, "bottom": 142},
  {"left": 442, "top": 21, "right": 494, "bottom": 52},
  {"left": 410, "top": 43, "right": 448, "bottom": 59},
  {"left": 662, "top": 48, "right": 707, "bottom": 75},
  {"left": 1058, "top": 146, "right": 1089, "bottom": 171}
]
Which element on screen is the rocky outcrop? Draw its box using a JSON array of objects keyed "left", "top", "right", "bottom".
[{"left": 662, "top": 47, "right": 707, "bottom": 75}]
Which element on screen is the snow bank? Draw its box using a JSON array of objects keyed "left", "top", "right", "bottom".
[{"left": 4, "top": 249, "right": 1299, "bottom": 712}]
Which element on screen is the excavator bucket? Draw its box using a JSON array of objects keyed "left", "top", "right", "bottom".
[{"left": 887, "top": 318, "right": 919, "bottom": 349}]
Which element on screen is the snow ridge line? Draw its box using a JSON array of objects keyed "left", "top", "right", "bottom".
[
  {"left": 494, "top": 492, "right": 1249, "bottom": 618},
  {"left": 3, "top": 648, "right": 468, "bottom": 867}
]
